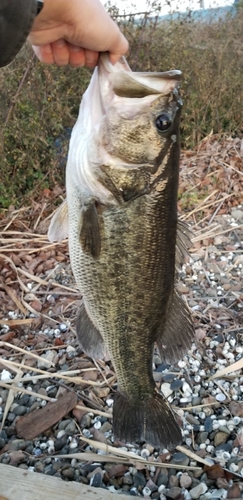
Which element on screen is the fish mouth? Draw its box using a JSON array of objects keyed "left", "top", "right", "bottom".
[{"left": 98, "top": 53, "right": 182, "bottom": 100}]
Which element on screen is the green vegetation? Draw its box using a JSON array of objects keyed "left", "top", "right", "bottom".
[{"left": 0, "top": 2, "right": 242, "bottom": 207}]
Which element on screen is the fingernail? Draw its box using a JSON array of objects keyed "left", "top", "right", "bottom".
[
  {"left": 69, "top": 45, "right": 81, "bottom": 52},
  {"left": 43, "top": 44, "right": 52, "bottom": 53},
  {"left": 55, "top": 39, "right": 66, "bottom": 48}
]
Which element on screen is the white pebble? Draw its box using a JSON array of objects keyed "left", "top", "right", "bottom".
[
  {"left": 212, "top": 420, "right": 220, "bottom": 430},
  {"left": 59, "top": 323, "right": 68, "bottom": 332},
  {"left": 218, "top": 419, "right": 227, "bottom": 426},
  {"left": 199, "top": 412, "right": 206, "bottom": 419},
  {"left": 97, "top": 449, "right": 108, "bottom": 455},
  {"left": 182, "top": 382, "right": 192, "bottom": 395},
  {"left": 216, "top": 393, "right": 226, "bottom": 402},
  {"left": 94, "top": 421, "right": 101, "bottom": 430},
  {"left": 66, "top": 345, "right": 76, "bottom": 353},
  {"left": 69, "top": 438, "right": 78, "bottom": 449},
  {"left": 158, "top": 485, "right": 165, "bottom": 493},
  {"left": 57, "top": 429, "right": 66, "bottom": 439},
  {"left": 180, "top": 397, "right": 191, "bottom": 404},
  {"left": 148, "top": 465, "right": 156, "bottom": 473},
  {"left": 141, "top": 449, "right": 150, "bottom": 459},
  {"left": 106, "top": 399, "right": 113, "bottom": 407},
  {"left": 206, "top": 445, "right": 214, "bottom": 453},
  {"left": 229, "top": 462, "right": 238, "bottom": 472},
  {"left": 0, "top": 370, "right": 12, "bottom": 381},
  {"left": 178, "top": 360, "right": 186, "bottom": 368},
  {"left": 161, "top": 383, "right": 173, "bottom": 398},
  {"left": 129, "top": 467, "right": 138, "bottom": 475}
]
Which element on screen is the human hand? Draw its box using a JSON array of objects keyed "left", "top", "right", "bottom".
[{"left": 28, "top": 0, "right": 128, "bottom": 67}]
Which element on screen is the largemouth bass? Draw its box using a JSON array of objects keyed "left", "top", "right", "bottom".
[{"left": 49, "top": 55, "right": 194, "bottom": 450}]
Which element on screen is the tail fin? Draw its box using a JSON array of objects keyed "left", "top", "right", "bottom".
[{"left": 113, "top": 391, "right": 181, "bottom": 450}]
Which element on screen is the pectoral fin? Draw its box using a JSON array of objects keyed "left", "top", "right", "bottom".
[
  {"left": 156, "top": 289, "right": 194, "bottom": 364},
  {"left": 80, "top": 202, "right": 101, "bottom": 259},
  {"left": 48, "top": 200, "right": 69, "bottom": 242},
  {"left": 76, "top": 303, "right": 106, "bottom": 359}
]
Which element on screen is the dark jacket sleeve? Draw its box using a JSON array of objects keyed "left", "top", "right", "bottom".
[{"left": 0, "top": 0, "right": 37, "bottom": 67}]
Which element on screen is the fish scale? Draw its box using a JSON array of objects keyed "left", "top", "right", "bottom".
[{"left": 48, "top": 54, "right": 195, "bottom": 450}]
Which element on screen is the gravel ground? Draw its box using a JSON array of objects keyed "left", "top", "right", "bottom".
[{"left": 0, "top": 137, "right": 243, "bottom": 499}]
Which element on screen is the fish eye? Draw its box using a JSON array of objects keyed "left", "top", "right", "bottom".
[{"left": 155, "top": 113, "right": 172, "bottom": 132}]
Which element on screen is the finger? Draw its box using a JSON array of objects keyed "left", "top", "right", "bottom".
[
  {"left": 83, "top": 49, "right": 99, "bottom": 69},
  {"left": 68, "top": 44, "right": 86, "bottom": 67},
  {"left": 51, "top": 39, "right": 70, "bottom": 66},
  {"left": 109, "top": 52, "right": 126, "bottom": 65},
  {"left": 108, "top": 35, "right": 129, "bottom": 65},
  {"left": 32, "top": 44, "right": 55, "bottom": 64}
]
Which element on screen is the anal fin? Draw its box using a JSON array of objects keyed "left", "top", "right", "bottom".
[
  {"left": 76, "top": 302, "right": 106, "bottom": 359},
  {"left": 156, "top": 289, "right": 194, "bottom": 364},
  {"left": 113, "top": 391, "right": 181, "bottom": 451},
  {"left": 176, "top": 219, "right": 194, "bottom": 267}
]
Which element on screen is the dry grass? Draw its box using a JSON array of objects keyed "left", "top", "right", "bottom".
[{"left": 0, "top": 2, "right": 242, "bottom": 207}]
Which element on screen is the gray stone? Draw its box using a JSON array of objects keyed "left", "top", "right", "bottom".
[
  {"left": 0, "top": 438, "right": 5, "bottom": 449},
  {"left": 169, "top": 475, "right": 179, "bottom": 488},
  {"left": 37, "top": 350, "right": 55, "bottom": 369},
  {"left": 29, "top": 402, "right": 41, "bottom": 413},
  {"left": 171, "top": 452, "right": 189, "bottom": 466},
  {"left": 190, "top": 482, "right": 208, "bottom": 499},
  {"left": 8, "top": 439, "right": 28, "bottom": 451},
  {"left": 47, "top": 387, "right": 58, "bottom": 398},
  {"left": 0, "top": 390, "right": 8, "bottom": 403},
  {"left": 62, "top": 468, "right": 75, "bottom": 479},
  {"left": 58, "top": 419, "right": 72, "bottom": 430},
  {"left": 179, "top": 473, "right": 192, "bottom": 489},
  {"left": 7, "top": 413, "right": 16, "bottom": 422},
  {"left": 65, "top": 421, "right": 76, "bottom": 435},
  {"left": 197, "top": 431, "right": 209, "bottom": 444},
  {"left": 165, "top": 486, "right": 182, "bottom": 499},
  {"left": 157, "top": 472, "right": 168, "bottom": 488},
  {"left": 204, "top": 417, "right": 213, "bottom": 432},
  {"left": 12, "top": 405, "right": 27, "bottom": 416},
  {"left": 123, "top": 474, "right": 133, "bottom": 485},
  {"left": 214, "top": 431, "right": 228, "bottom": 447},
  {"left": 133, "top": 472, "right": 146, "bottom": 489},
  {"left": 18, "top": 464, "right": 28, "bottom": 470},
  {"left": 80, "top": 414, "right": 92, "bottom": 428},
  {"left": 231, "top": 209, "right": 243, "bottom": 220},
  {"left": 170, "top": 379, "right": 183, "bottom": 391},
  {"left": 191, "top": 396, "right": 201, "bottom": 406}
]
